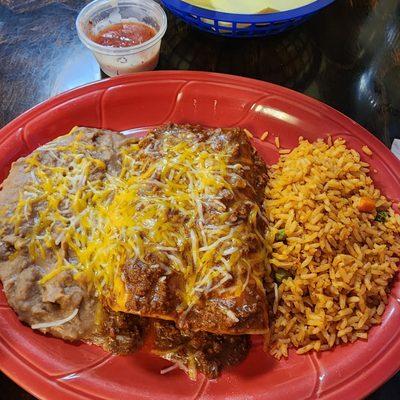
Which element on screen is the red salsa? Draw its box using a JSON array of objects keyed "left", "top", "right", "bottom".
[{"left": 91, "top": 22, "right": 156, "bottom": 48}]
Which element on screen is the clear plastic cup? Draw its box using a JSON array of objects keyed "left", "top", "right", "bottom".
[{"left": 76, "top": 0, "right": 167, "bottom": 77}]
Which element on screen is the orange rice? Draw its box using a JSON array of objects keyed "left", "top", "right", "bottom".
[{"left": 264, "top": 138, "right": 400, "bottom": 359}]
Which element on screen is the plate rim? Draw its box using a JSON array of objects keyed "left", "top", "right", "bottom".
[{"left": 0, "top": 70, "right": 399, "bottom": 400}]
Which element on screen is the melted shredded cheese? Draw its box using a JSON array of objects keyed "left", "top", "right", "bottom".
[{"left": 7, "top": 127, "right": 268, "bottom": 313}]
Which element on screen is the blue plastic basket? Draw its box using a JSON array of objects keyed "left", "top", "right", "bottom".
[{"left": 161, "top": 0, "right": 335, "bottom": 37}]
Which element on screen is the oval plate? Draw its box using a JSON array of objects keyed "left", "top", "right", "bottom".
[{"left": 0, "top": 71, "right": 399, "bottom": 400}]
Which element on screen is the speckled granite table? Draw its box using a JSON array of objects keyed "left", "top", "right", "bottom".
[{"left": 0, "top": 0, "right": 399, "bottom": 399}]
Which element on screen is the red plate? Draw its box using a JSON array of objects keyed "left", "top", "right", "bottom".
[{"left": 1, "top": 71, "right": 399, "bottom": 400}]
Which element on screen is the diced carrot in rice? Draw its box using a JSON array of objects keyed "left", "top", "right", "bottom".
[{"left": 358, "top": 197, "right": 376, "bottom": 212}]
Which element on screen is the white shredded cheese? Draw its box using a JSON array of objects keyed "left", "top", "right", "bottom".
[
  {"left": 207, "top": 273, "right": 232, "bottom": 293},
  {"left": 226, "top": 309, "right": 239, "bottom": 322},
  {"left": 222, "top": 247, "right": 238, "bottom": 256},
  {"left": 199, "top": 230, "right": 234, "bottom": 252},
  {"left": 156, "top": 246, "right": 178, "bottom": 252},
  {"left": 273, "top": 283, "right": 279, "bottom": 314},
  {"left": 31, "top": 308, "right": 79, "bottom": 330},
  {"left": 160, "top": 363, "right": 179, "bottom": 375}
]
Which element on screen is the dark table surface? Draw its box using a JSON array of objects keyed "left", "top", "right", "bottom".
[{"left": 0, "top": 0, "right": 399, "bottom": 399}]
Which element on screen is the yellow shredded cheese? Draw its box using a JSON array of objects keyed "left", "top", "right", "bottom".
[{"left": 6, "top": 128, "right": 268, "bottom": 313}]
